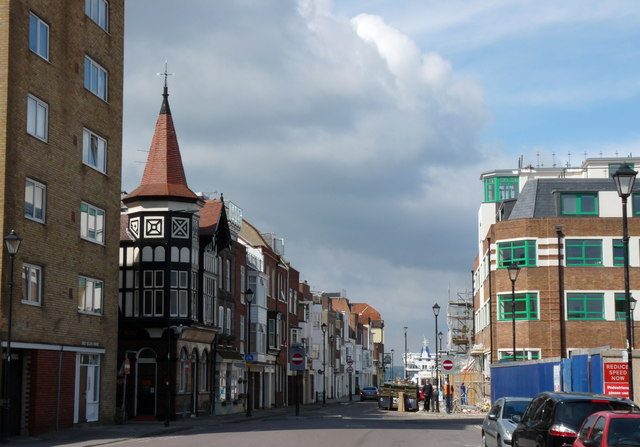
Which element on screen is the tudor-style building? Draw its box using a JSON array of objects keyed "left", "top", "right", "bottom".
[{"left": 117, "top": 84, "right": 222, "bottom": 420}]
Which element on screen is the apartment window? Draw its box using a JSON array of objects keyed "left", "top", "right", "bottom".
[
  {"left": 613, "top": 239, "right": 627, "bottom": 267},
  {"left": 24, "top": 178, "right": 46, "bottom": 223},
  {"left": 82, "top": 128, "right": 107, "bottom": 173},
  {"left": 170, "top": 270, "right": 188, "bottom": 317},
  {"left": 203, "top": 275, "right": 215, "bottom": 324},
  {"left": 27, "top": 94, "right": 48, "bottom": 141},
  {"left": 484, "top": 176, "right": 518, "bottom": 203},
  {"left": 80, "top": 202, "right": 105, "bottom": 244},
  {"left": 498, "top": 349, "right": 541, "bottom": 362},
  {"left": 226, "top": 308, "right": 232, "bottom": 335},
  {"left": 498, "top": 293, "right": 539, "bottom": 321},
  {"left": 567, "top": 292, "right": 604, "bottom": 320},
  {"left": 615, "top": 293, "right": 631, "bottom": 321},
  {"left": 225, "top": 259, "right": 231, "bottom": 292},
  {"left": 268, "top": 318, "right": 276, "bottom": 348},
  {"left": 143, "top": 270, "right": 164, "bottom": 317},
  {"left": 498, "top": 240, "right": 536, "bottom": 268},
  {"left": 218, "top": 305, "right": 224, "bottom": 329},
  {"left": 561, "top": 193, "right": 598, "bottom": 216},
  {"left": 29, "top": 12, "right": 49, "bottom": 60},
  {"left": 565, "top": 239, "right": 602, "bottom": 266},
  {"left": 79, "top": 276, "right": 103, "bottom": 314},
  {"left": 22, "top": 263, "right": 42, "bottom": 305},
  {"left": 84, "top": 56, "right": 108, "bottom": 101},
  {"left": 240, "top": 265, "right": 246, "bottom": 304},
  {"left": 85, "top": 0, "right": 108, "bottom": 31}
]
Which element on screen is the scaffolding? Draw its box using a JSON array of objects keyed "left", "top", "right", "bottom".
[{"left": 447, "top": 289, "right": 473, "bottom": 354}]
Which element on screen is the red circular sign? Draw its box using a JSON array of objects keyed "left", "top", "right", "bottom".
[
  {"left": 291, "top": 353, "right": 304, "bottom": 366},
  {"left": 442, "top": 359, "right": 454, "bottom": 371}
]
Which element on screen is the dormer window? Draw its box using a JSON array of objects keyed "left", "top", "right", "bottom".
[
  {"left": 484, "top": 176, "right": 518, "bottom": 203},
  {"left": 560, "top": 193, "right": 598, "bottom": 216}
]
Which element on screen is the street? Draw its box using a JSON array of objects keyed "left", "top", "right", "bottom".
[{"left": 108, "top": 402, "right": 482, "bottom": 447}]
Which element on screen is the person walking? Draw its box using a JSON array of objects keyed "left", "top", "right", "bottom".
[
  {"left": 423, "top": 380, "right": 433, "bottom": 412},
  {"left": 460, "top": 382, "right": 467, "bottom": 406},
  {"left": 431, "top": 382, "right": 439, "bottom": 412}
]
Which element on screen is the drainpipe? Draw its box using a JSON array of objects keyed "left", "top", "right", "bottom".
[
  {"left": 211, "top": 334, "right": 217, "bottom": 415},
  {"left": 556, "top": 225, "right": 566, "bottom": 359},
  {"left": 487, "top": 237, "right": 494, "bottom": 365}
]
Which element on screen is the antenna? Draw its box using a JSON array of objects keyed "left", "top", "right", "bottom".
[
  {"left": 567, "top": 151, "right": 571, "bottom": 167},
  {"left": 536, "top": 151, "right": 541, "bottom": 168},
  {"left": 552, "top": 152, "right": 557, "bottom": 168}
]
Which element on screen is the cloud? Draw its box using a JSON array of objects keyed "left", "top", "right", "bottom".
[{"left": 123, "top": 0, "right": 492, "bottom": 354}]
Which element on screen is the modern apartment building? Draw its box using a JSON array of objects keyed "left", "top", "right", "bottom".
[
  {"left": 473, "top": 157, "right": 640, "bottom": 373},
  {"left": 0, "top": 0, "right": 123, "bottom": 435}
]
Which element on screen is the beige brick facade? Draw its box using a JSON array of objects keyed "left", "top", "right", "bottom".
[{"left": 0, "top": 0, "right": 123, "bottom": 434}]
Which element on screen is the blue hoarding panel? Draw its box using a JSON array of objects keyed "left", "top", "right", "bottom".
[
  {"left": 491, "top": 360, "right": 560, "bottom": 402},
  {"left": 562, "top": 358, "right": 572, "bottom": 392},
  {"left": 571, "top": 355, "right": 590, "bottom": 392},
  {"left": 589, "top": 354, "right": 603, "bottom": 394}
]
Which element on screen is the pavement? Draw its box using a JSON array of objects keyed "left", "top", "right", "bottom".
[{"left": 11, "top": 398, "right": 484, "bottom": 446}]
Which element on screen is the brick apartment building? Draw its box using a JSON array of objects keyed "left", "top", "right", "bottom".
[
  {"left": 0, "top": 0, "right": 123, "bottom": 435},
  {"left": 473, "top": 157, "right": 640, "bottom": 373}
]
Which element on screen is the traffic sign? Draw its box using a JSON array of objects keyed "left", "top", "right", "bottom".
[
  {"left": 291, "top": 353, "right": 304, "bottom": 366},
  {"left": 346, "top": 366, "right": 354, "bottom": 373},
  {"left": 441, "top": 356, "right": 455, "bottom": 373},
  {"left": 347, "top": 357, "right": 354, "bottom": 366},
  {"left": 289, "top": 345, "right": 306, "bottom": 371},
  {"left": 244, "top": 354, "right": 254, "bottom": 362}
]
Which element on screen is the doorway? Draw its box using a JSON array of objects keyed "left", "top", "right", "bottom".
[
  {"left": 135, "top": 349, "right": 157, "bottom": 416},
  {"left": 75, "top": 353, "right": 101, "bottom": 423}
]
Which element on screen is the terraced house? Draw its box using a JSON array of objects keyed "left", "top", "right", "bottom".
[
  {"left": 0, "top": 0, "right": 123, "bottom": 435},
  {"left": 473, "top": 157, "right": 640, "bottom": 373}
]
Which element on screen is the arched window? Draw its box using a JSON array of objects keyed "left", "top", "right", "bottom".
[
  {"left": 180, "top": 247, "right": 190, "bottom": 263},
  {"left": 142, "top": 246, "right": 153, "bottom": 262},
  {"left": 191, "top": 349, "right": 198, "bottom": 393},
  {"left": 201, "top": 350, "right": 208, "bottom": 391},
  {"left": 171, "top": 246, "right": 179, "bottom": 263},
  {"left": 179, "top": 348, "right": 188, "bottom": 392},
  {"left": 155, "top": 246, "right": 165, "bottom": 262}
]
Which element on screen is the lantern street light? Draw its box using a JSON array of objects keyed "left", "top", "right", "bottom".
[
  {"left": 438, "top": 331, "right": 443, "bottom": 353},
  {"left": 613, "top": 163, "right": 637, "bottom": 401},
  {"left": 2, "top": 231, "right": 21, "bottom": 441},
  {"left": 432, "top": 303, "right": 441, "bottom": 413},
  {"left": 403, "top": 327, "right": 408, "bottom": 380},
  {"left": 321, "top": 323, "right": 327, "bottom": 406},
  {"left": 245, "top": 288, "right": 254, "bottom": 417},
  {"left": 390, "top": 349, "right": 394, "bottom": 380},
  {"left": 507, "top": 263, "right": 521, "bottom": 362}
]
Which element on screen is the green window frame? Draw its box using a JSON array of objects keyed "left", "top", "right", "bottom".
[
  {"left": 613, "top": 239, "right": 627, "bottom": 267},
  {"left": 560, "top": 193, "right": 598, "bottom": 216},
  {"left": 498, "top": 240, "right": 537, "bottom": 268},
  {"left": 499, "top": 350, "right": 541, "bottom": 362},
  {"left": 567, "top": 292, "right": 604, "bottom": 320},
  {"left": 609, "top": 163, "right": 635, "bottom": 178},
  {"left": 498, "top": 293, "right": 539, "bottom": 321},
  {"left": 633, "top": 194, "right": 640, "bottom": 217},
  {"left": 565, "top": 239, "right": 602, "bottom": 266},
  {"left": 484, "top": 176, "right": 519, "bottom": 203},
  {"left": 615, "top": 293, "right": 631, "bottom": 321}
]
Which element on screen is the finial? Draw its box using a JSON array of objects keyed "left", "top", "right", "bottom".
[{"left": 157, "top": 61, "right": 174, "bottom": 115}]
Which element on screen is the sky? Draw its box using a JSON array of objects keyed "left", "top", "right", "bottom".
[{"left": 122, "top": 0, "right": 640, "bottom": 362}]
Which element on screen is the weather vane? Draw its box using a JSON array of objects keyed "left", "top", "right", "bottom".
[{"left": 156, "top": 60, "right": 174, "bottom": 89}]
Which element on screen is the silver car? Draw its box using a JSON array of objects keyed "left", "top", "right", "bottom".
[{"left": 482, "top": 397, "right": 532, "bottom": 447}]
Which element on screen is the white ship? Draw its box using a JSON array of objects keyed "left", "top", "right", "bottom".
[{"left": 405, "top": 337, "right": 437, "bottom": 385}]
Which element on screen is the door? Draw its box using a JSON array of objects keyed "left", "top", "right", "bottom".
[
  {"left": 76, "top": 354, "right": 101, "bottom": 423},
  {"left": 137, "top": 363, "right": 156, "bottom": 416},
  {"left": 5, "top": 351, "right": 22, "bottom": 435}
]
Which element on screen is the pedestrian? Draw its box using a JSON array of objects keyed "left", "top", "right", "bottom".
[
  {"left": 424, "top": 380, "right": 433, "bottom": 412},
  {"left": 432, "top": 383, "right": 439, "bottom": 412},
  {"left": 445, "top": 381, "right": 454, "bottom": 413},
  {"left": 460, "top": 382, "right": 467, "bottom": 406}
]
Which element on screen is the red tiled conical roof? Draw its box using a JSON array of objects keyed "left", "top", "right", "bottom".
[{"left": 124, "top": 87, "right": 198, "bottom": 203}]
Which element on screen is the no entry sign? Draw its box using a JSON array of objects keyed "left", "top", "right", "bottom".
[
  {"left": 289, "top": 345, "right": 306, "bottom": 371},
  {"left": 603, "top": 362, "right": 629, "bottom": 398},
  {"left": 291, "top": 353, "right": 304, "bottom": 366},
  {"left": 441, "top": 357, "right": 455, "bottom": 373}
]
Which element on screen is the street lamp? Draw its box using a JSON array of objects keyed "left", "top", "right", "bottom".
[
  {"left": 613, "top": 163, "right": 637, "bottom": 401},
  {"left": 321, "top": 323, "right": 327, "bottom": 406},
  {"left": 438, "top": 331, "right": 443, "bottom": 353},
  {"left": 508, "top": 263, "right": 521, "bottom": 362},
  {"left": 403, "top": 327, "right": 408, "bottom": 381},
  {"left": 432, "top": 303, "right": 440, "bottom": 413},
  {"left": 631, "top": 297, "right": 637, "bottom": 349},
  {"left": 2, "top": 230, "right": 21, "bottom": 441},
  {"left": 245, "top": 288, "right": 254, "bottom": 417},
  {"left": 390, "top": 349, "right": 394, "bottom": 380}
]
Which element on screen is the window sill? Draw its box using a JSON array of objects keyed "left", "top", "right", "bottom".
[
  {"left": 82, "top": 162, "right": 108, "bottom": 176},
  {"left": 25, "top": 215, "right": 45, "bottom": 225},
  {"left": 29, "top": 49, "right": 50, "bottom": 64},
  {"left": 81, "top": 236, "right": 106, "bottom": 246},
  {"left": 21, "top": 300, "right": 41, "bottom": 307},
  {"left": 78, "top": 310, "right": 103, "bottom": 317},
  {"left": 27, "top": 131, "right": 48, "bottom": 144}
]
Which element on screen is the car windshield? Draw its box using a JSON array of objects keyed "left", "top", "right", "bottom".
[
  {"left": 503, "top": 401, "right": 530, "bottom": 420},
  {"left": 607, "top": 418, "right": 640, "bottom": 446},
  {"left": 556, "top": 402, "right": 636, "bottom": 430},
  {"left": 363, "top": 388, "right": 376, "bottom": 392}
]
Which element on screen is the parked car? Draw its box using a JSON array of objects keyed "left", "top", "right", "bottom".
[
  {"left": 483, "top": 397, "right": 533, "bottom": 447},
  {"left": 512, "top": 392, "right": 638, "bottom": 447},
  {"left": 573, "top": 410, "right": 640, "bottom": 447},
  {"left": 360, "top": 386, "right": 379, "bottom": 401}
]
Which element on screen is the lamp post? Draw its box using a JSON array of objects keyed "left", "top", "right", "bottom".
[
  {"left": 403, "top": 327, "right": 408, "bottom": 381},
  {"left": 613, "top": 163, "right": 637, "bottom": 401},
  {"left": 321, "top": 323, "right": 327, "bottom": 406},
  {"left": 390, "top": 349, "right": 394, "bottom": 380},
  {"left": 432, "top": 303, "right": 440, "bottom": 413},
  {"left": 438, "top": 331, "right": 443, "bottom": 353},
  {"left": 631, "top": 297, "right": 637, "bottom": 351},
  {"left": 508, "top": 263, "right": 521, "bottom": 362},
  {"left": 2, "top": 231, "right": 21, "bottom": 441},
  {"left": 245, "top": 288, "right": 254, "bottom": 417}
]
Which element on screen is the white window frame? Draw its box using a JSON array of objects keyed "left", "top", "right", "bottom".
[
  {"left": 27, "top": 94, "right": 48, "bottom": 141},
  {"left": 85, "top": 0, "right": 109, "bottom": 31},
  {"left": 24, "top": 178, "right": 46, "bottom": 223},
  {"left": 22, "top": 263, "right": 42, "bottom": 306},
  {"left": 82, "top": 128, "right": 107, "bottom": 174},
  {"left": 29, "top": 12, "right": 49, "bottom": 60},
  {"left": 225, "top": 259, "right": 231, "bottom": 292},
  {"left": 84, "top": 56, "right": 108, "bottom": 101},
  {"left": 226, "top": 308, "right": 232, "bottom": 335},
  {"left": 80, "top": 201, "right": 105, "bottom": 244},
  {"left": 218, "top": 305, "right": 224, "bottom": 329},
  {"left": 78, "top": 275, "right": 103, "bottom": 315}
]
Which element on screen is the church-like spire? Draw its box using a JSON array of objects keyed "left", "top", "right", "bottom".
[{"left": 123, "top": 75, "right": 197, "bottom": 204}]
